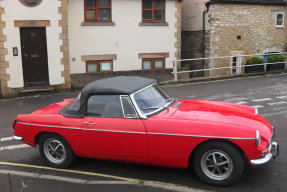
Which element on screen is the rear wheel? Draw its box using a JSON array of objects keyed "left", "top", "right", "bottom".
[
  {"left": 193, "top": 141, "right": 245, "bottom": 186},
  {"left": 39, "top": 134, "right": 75, "bottom": 168}
]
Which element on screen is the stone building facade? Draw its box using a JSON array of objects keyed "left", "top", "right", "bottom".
[
  {"left": 182, "top": 0, "right": 287, "bottom": 77},
  {"left": 208, "top": 0, "right": 287, "bottom": 76}
]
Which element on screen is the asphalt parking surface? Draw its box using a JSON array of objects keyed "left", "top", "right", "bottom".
[{"left": 1, "top": 74, "right": 287, "bottom": 192}]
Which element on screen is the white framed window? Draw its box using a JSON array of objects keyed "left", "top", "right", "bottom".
[
  {"left": 275, "top": 12, "right": 284, "bottom": 28},
  {"left": 86, "top": 60, "right": 113, "bottom": 73},
  {"left": 230, "top": 52, "right": 243, "bottom": 75},
  {"left": 231, "top": 56, "right": 237, "bottom": 74},
  {"left": 142, "top": 58, "right": 165, "bottom": 70}
]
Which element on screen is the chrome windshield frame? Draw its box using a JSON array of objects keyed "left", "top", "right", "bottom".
[{"left": 129, "top": 83, "right": 174, "bottom": 119}]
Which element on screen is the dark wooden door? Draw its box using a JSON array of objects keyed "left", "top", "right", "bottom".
[{"left": 20, "top": 27, "right": 49, "bottom": 86}]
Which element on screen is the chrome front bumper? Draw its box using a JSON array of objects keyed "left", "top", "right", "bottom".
[{"left": 250, "top": 142, "right": 279, "bottom": 166}]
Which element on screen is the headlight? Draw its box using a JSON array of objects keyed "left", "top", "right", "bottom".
[{"left": 256, "top": 130, "right": 261, "bottom": 146}]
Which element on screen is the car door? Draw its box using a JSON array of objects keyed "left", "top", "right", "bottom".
[{"left": 82, "top": 95, "right": 148, "bottom": 163}]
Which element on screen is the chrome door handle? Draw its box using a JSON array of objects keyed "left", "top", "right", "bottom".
[{"left": 83, "top": 122, "right": 96, "bottom": 125}]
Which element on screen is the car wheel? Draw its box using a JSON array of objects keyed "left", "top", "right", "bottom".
[
  {"left": 39, "top": 133, "right": 75, "bottom": 168},
  {"left": 193, "top": 141, "right": 245, "bottom": 186}
]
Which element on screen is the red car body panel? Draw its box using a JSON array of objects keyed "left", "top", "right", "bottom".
[
  {"left": 14, "top": 98, "right": 273, "bottom": 169},
  {"left": 82, "top": 116, "right": 148, "bottom": 163}
]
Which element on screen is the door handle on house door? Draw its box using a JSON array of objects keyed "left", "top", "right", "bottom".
[
  {"left": 83, "top": 122, "right": 96, "bottom": 125},
  {"left": 24, "top": 53, "right": 28, "bottom": 59}
]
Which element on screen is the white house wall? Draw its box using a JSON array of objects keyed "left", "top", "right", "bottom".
[
  {"left": 1, "top": 0, "right": 64, "bottom": 88},
  {"left": 68, "top": 0, "right": 177, "bottom": 74}
]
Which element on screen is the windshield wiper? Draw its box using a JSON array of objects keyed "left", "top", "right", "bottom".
[
  {"left": 141, "top": 99, "right": 174, "bottom": 111},
  {"left": 165, "top": 98, "right": 174, "bottom": 103},
  {"left": 141, "top": 106, "right": 160, "bottom": 110}
]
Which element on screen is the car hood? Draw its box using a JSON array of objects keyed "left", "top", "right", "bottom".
[{"left": 169, "top": 99, "right": 272, "bottom": 136}]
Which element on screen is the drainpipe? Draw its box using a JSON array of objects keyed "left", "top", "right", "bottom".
[{"left": 202, "top": 1, "right": 210, "bottom": 59}]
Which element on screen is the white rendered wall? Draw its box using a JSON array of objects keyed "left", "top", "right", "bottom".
[
  {"left": 68, "top": 0, "right": 177, "bottom": 74},
  {"left": 1, "top": 0, "right": 63, "bottom": 88},
  {"left": 182, "top": 0, "right": 210, "bottom": 31}
]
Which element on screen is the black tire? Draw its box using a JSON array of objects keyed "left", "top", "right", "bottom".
[
  {"left": 39, "top": 133, "right": 75, "bottom": 168},
  {"left": 192, "top": 141, "right": 245, "bottom": 186}
]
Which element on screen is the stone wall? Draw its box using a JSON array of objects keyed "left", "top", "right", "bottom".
[
  {"left": 181, "top": 31, "right": 205, "bottom": 77},
  {"left": 59, "top": 0, "right": 71, "bottom": 89},
  {"left": 0, "top": 6, "right": 10, "bottom": 97},
  {"left": 71, "top": 69, "right": 173, "bottom": 88},
  {"left": 208, "top": 4, "right": 287, "bottom": 76}
]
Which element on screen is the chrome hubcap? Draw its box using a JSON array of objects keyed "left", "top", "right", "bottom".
[
  {"left": 44, "top": 138, "right": 66, "bottom": 164},
  {"left": 201, "top": 150, "right": 233, "bottom": 181}
]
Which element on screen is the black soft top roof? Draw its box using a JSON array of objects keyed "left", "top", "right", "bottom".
[
  {"left": 60, "top": 76, "right": 157, "bottom": 117},
  {"left": 81, "top": 76, "right": 157, "bottom": 96}
]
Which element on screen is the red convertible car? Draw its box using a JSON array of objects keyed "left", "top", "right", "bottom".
[{"left": 13, "top": 76, "right": 278, "bottom": 186}]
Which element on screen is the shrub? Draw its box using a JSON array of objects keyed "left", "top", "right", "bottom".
[
  {"left": 268, "top": 55, "right": 286, "bottom": 63},
  {"left": 71, "top": 82, "right": 78, "bottom": 89},
  {"left": 252, "top": 57, "right": 265, "bottom": 64},
  {"left": 246, "top": 58, "right": 253, "bottom": 65},
  {"left": 246, "top": 57, "right": 265, "bottom": 65}
]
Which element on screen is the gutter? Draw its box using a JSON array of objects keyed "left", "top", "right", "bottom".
[{"left": 209, "top": 1, "right": 287, "bottom": 6}]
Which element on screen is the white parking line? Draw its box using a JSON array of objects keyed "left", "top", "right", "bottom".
[
  {"left": 236, "top": 101, "right": 248, "bottom": 104},
  {"left": 276, "top": 95, "right": 287, "bottom": 99},
  {"left": 0, "top": 136, "right": 14, "bottom": 142},
  {"left": 0, "top": 144, "right": 30, "bottom": 152},
  {"left": 252, "top": 105, "right": 264, "bottom": 109},
  {"left": 268, "top": 101, "right": 287, "bottom": 106},
  {"left": 252, "top": 98, "right": 272, "bottom": 102}
]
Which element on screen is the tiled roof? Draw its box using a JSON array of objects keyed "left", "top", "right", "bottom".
[{"left": 210, "top": 0, "right": 287, "bottom": 5}]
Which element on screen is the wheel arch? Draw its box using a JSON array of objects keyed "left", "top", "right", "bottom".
[
  {"left": 188, "top": 139, "right": 247, "bottom": 168},
  {"left": 35, "top": 132, "right": 67, "bottom": 146}
]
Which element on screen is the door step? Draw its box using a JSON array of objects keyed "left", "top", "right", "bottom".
[{"left": 20, "top": 86, "right": 55, "bottom": 93}]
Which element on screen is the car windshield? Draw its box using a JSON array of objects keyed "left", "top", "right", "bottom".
[{"left": 134, "top": 85, "right": 172, "bottom": 115}]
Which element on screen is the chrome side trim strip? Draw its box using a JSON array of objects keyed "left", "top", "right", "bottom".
[
  {"left": 17, "top": 122, "right": 82, "bottom": 130},
  {"left": 17, "top": 122, "right": 145, "bottom": 135},
  {"left": 148, "top": 132, "right": 255, "bottom": 140},
  {"left": 85, "top": 129, "right": 146, "bottom": 135},
  {"left": 17, "top": 122, "right": 255, "bottom": 140}
]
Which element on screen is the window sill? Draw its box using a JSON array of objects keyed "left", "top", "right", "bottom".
[
  {"left": 81, "top": 22, "right": 115, "bottom": 26},
  {"left": 275, "top": 26, "right": 284, "bottom": 29},
  {"left": 86, "top": 71, "right": 113, "bottom": 74},
  {"left": 142, "top": 68, "right": 166, "bottom": 70},
  {"left": 139, "top": 22, "right": 168, "bottom": 26}
]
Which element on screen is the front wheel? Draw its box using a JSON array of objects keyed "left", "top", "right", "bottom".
[
  {"left": 192, "top": 141, "right": 246, "bottom": 186},
  {"left": 39, "top": 133, "right": 75, "bottom": 168}
]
